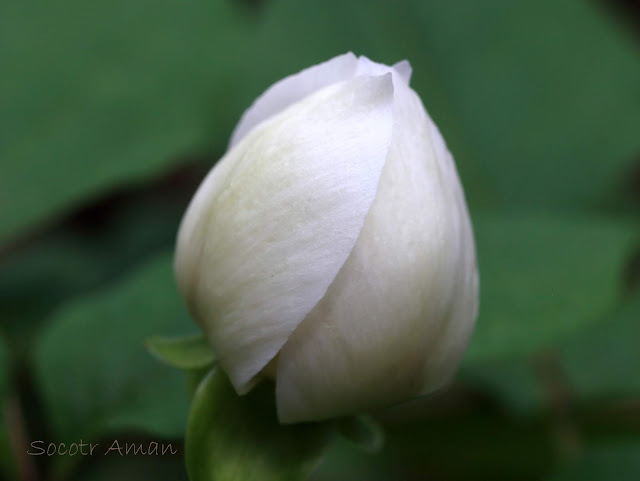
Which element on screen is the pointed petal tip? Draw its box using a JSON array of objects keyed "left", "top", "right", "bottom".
[
  {"left": 392, "top": 60, "right": 412, "bottom": 84},
  {"left": 355, "top": 71, "right": 394, "bottom": 106}
]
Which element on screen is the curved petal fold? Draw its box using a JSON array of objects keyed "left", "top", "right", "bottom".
[
  {"left": 276, "top": 81, "right": 477, "bottom": 423},
  {"left": 176, "top": 74, "right": 395, "bottom": 393},
  {"left": 229, "top": 53, "right": 413, "bottom": 147},
  {"left": 229, "top": 52, "right": 358, "bottom": 147}
]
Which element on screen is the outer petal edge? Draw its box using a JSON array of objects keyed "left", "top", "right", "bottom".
[{"left": 176, "top": 74, "right": 396, "bottom": 394}]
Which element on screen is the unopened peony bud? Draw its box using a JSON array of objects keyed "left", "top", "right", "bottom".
[{"left": 175, "top": 53, "right": 478, "bottom": 423}]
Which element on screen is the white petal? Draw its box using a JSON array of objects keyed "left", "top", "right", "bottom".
[
  {"left": 175, "top": 74, "right": 395, "bottom": 393},
  {"left": 356, "top": 55, "right": 412, "bottom": 86},
  {"left": 229, "top": 52, "right": 358, "bottom": 148},
  {"left": 276, "top": 81, "right": 478, "bottom": 423},
  {"left": 392, "top": 60, "right": 412, "bottom": 84}
]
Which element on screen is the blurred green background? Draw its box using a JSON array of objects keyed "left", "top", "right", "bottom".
[{"left": 1, "top": 0, "right": 639, "bottom": 480}]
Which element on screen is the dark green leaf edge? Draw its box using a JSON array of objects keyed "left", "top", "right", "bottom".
[{"left": 145, "top": 333, "right": 216, "bottom": 370}]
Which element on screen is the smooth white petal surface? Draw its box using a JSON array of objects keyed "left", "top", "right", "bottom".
[
  {"left": 175, "top": 74, "right": 395, "bottom": 393},
  {"left": 276, "top": 79, "right": 478, "bottom": 423},
  {"left": 229, "top": 52, "right": 358, "bottom": 148},
  {"left": 229, "top": 53, "right": 411, "bottom": 148}
]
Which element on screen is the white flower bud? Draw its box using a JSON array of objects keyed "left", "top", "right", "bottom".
[{"left": 175, "top": 53, "right": 478, "bottom": 423}]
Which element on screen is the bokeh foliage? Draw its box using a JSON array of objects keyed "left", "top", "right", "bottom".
[{"left": 0, "top": 0, "right": 638, "bottom": 480}]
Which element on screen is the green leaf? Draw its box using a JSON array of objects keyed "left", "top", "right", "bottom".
[
  {"left": 381, "top": 410, "right": 555, "bottom": 481},
  {"left": 548, "top": 441, "right": 640, "bottom": 481},
  {"left": 558, "top": 292, "right": 640, "bottom": 400},
  {"left": 34, "top": 252, "right": 193, "bottom": 440},
  {"left": 460, "top": 293, "right": 640, "bottom": 412},
  {"left": 466, "top": 213, "right": 637, "bottom": 362},
  {"left": 146, "top": 333, "right": 215, "bottom": 370},
  {"left": 253, "top": 0, "right": 640, "bottom": 211},
  {"left": 0, "top": 183, "right": 187, "bottom": 348},
  {"left": 460, "top": 358, "right": 545, "bottom": 415},
  {"left": 0, "top": 0, "right": 251, "bottom": 243},
  {"left": 186, "top": 368, "right": 334, "bottom": 481},
  {"left": 311, "top": 439, "right": 396, "bottom": 481},
  {"left": 336, "top": 416, "right": 384, "bottom": 454}
]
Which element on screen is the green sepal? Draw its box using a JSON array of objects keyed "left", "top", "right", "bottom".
[
  {"left": 145, "top": 333, "right": 215, "bottom": 370},
  {"left": 186, "top": 365, "right": 214, "bottom": 399},
  {"left": 186, "top": 368, "right": 335, "bottom": 481},
  {"left": 336, "top": 415, "right": 384, "bottom": 453}
]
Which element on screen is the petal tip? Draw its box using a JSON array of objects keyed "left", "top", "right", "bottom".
[{"left": 392, "top": 60, "right": 412, "bottom": 84}]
